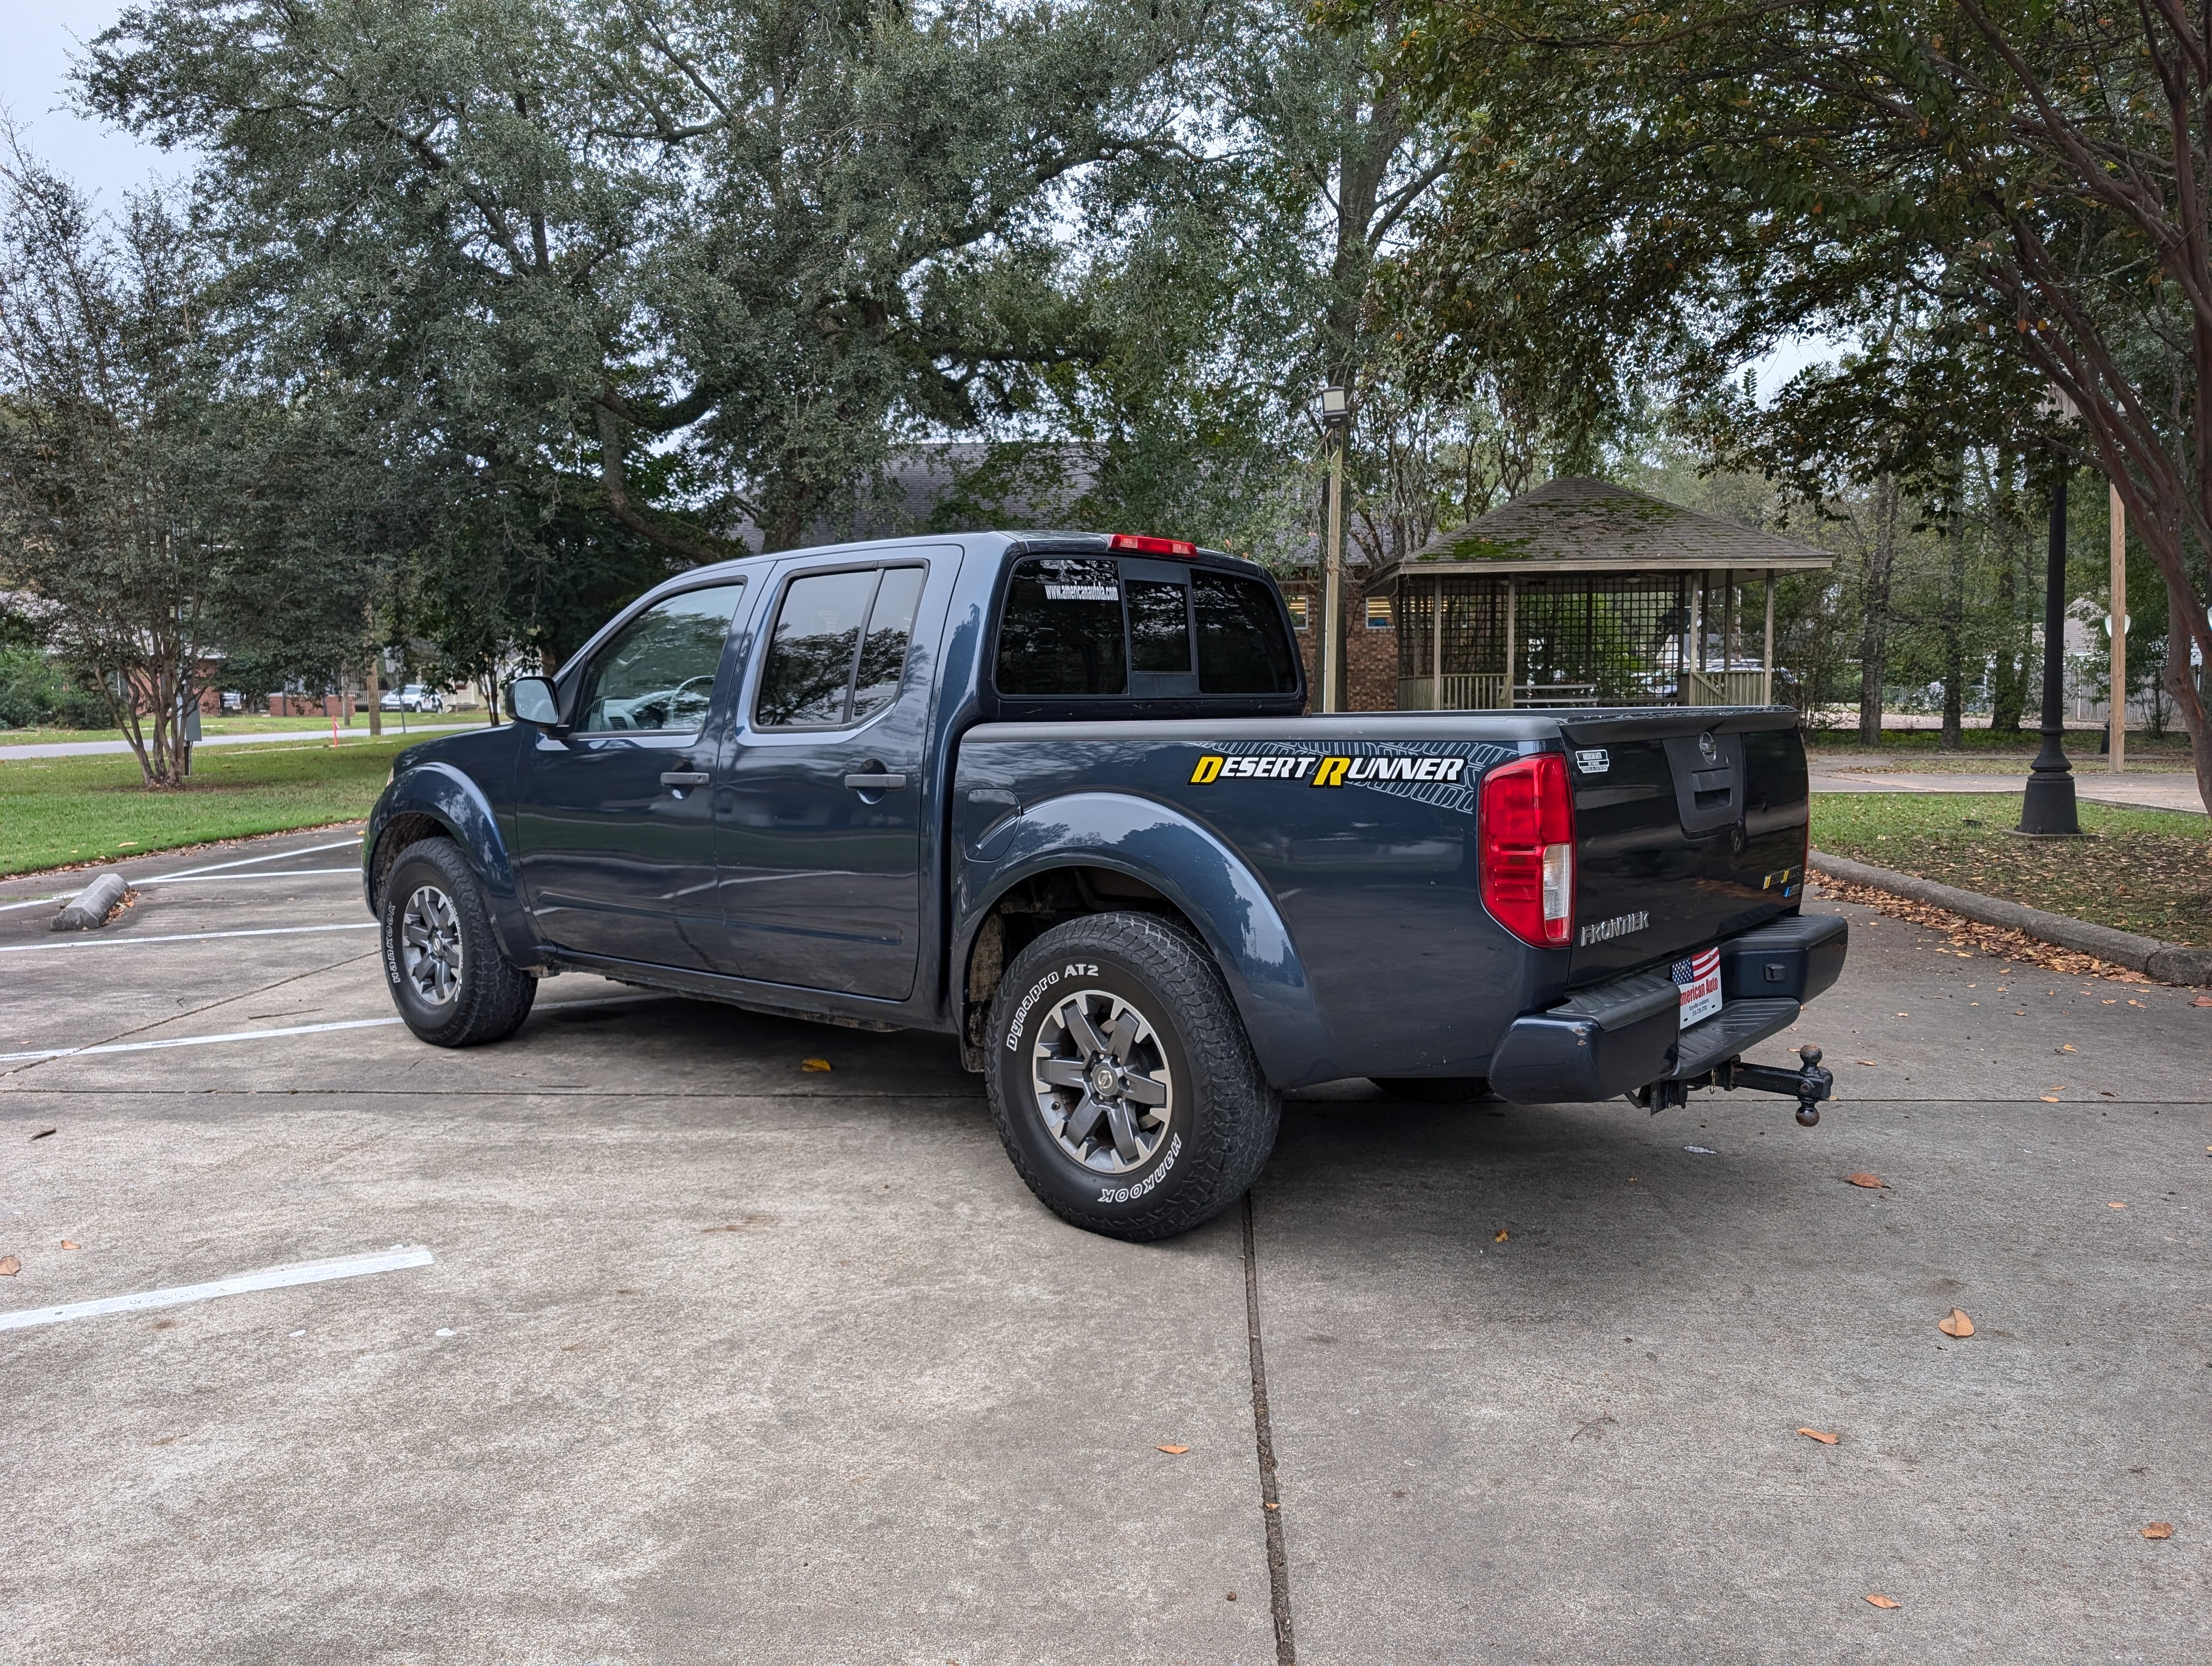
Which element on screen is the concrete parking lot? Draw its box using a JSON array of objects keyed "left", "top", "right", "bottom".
[{"left": 2, "top": 826, "right": 2206, "bottom": 1664}]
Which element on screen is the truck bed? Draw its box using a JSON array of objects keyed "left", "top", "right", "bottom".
[{"left": 952, "top": 707, "right": 1811, "bottom": 1087}]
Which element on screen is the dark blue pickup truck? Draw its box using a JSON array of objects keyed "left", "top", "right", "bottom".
[{"left": 364, "top": 531, "right": 1845, "bottom": 1238}]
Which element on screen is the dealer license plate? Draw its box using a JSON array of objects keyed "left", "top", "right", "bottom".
[{"left": 1673, "top": 947, "right": 1723, "bottom": 1029}]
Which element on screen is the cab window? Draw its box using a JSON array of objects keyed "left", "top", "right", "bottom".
[
  {"left": 755, "top": 563, "right": 928, "bottom": 729},
  {"left": 573, "top": 583, "right": 745, "bottom": 733}
]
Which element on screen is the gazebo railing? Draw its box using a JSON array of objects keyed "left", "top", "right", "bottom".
[
  {"left": 1397, "top": 674, "right": 1508, "bottom": 710},
  {"left": 1683, "top": 669, "right": 1769, "bottom": 706}
]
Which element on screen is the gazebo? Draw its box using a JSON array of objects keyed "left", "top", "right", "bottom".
[{"left": 1374, "top": 477, "right": 1836, "bottom": 710}]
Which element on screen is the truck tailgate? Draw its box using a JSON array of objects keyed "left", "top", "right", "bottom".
[{"left": 1559, "top": 709, "right": 1809, "bottom": 984}]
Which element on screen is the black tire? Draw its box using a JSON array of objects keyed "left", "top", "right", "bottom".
[
  {"left": 1370, "top": 1076, "right": 1495, "bottom": 1104},
  {"left": 378, "top": 838, "right": 537, "bottom": 1047},
  {"left": 986, "top": 912, "right": 1280, "bottom": 1241}
]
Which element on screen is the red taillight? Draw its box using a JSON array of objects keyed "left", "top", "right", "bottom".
[
  {"left": 1478, "top": 753, "right": 1576, "bottom": 947},
  {"left": 1109, "top": 533, "right": 1198, "bottom": 557}
]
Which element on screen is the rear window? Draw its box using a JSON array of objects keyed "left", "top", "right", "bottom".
[
  {"left": 995, "top": 558, "right": 1296, "bottom": 697},
  {"left": 1194, "top": 570, "right": 1299, "bottom": 694},
  {"left": 996, "top": 559, "right": 1128, "bottom": 695}
]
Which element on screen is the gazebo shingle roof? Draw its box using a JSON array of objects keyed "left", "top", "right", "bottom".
[{"left": 1381, "top": 476, "right": 1835, "bottom": 578}]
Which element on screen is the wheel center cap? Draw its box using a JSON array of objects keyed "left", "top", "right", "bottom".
[{"left": 1090, "top": 1062, "right": 1119, "bottom": 1096}]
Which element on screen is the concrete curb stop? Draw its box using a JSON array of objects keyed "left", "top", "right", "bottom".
[
  {"left": 1810, "top": 849, "right": 2212, "bottom": 987},
  {"left": 51, "top": 872, "right": 130, "bottom": 933}
]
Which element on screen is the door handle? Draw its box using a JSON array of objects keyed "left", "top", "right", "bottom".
[
  {"left": 660, "top": 771, "right": 710, "bottom": 787},
  {"left": 843, "top": 771, "right": 908, "bottom": 791}
]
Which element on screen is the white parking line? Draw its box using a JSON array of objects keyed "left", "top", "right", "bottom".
[
  {"left": 148, "top": 837, "right": 362, "bottom": 881},
  {"left": 0, "top": 894, "right": 72, "bottom": 913},
  {"left": 137, "top": 868, "right": 359, "bottom": 886},
  {"left": 0, "top": 922, "right": 380, "bottom": 955},
  {"left": 0, "top": 1247, "right": 435, "bottom": 1332},
  {"left": 0, "top": 993, "right": 657, "bottom": 1063},
  {"left": 0, "top": 1015, "right": 402, "bottom": 1062}
]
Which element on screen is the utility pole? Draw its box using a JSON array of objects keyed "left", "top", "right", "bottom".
[
  {"left": 1319, "top": 385, "right": 1351, "bottom": 713},
  {"left": 2019, "top": 399, "right": 2082, "bottom": 836},
  {"left": 2108, "top": 484, "right": 2126, "bottom": 774}
]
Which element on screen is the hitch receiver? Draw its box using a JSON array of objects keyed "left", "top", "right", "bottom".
[{"left": 1638, "top": 1046, "right": 1834, "bottom": 1125}]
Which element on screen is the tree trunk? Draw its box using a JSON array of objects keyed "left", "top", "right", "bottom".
[
  {"left": 2155, "top": 563, "right": 2212, "bottom": 812},
  {"left": 1990, "top": 541, "right": 2027, "bottom": 733},
  {"left": 1940, "top": 475, "right": 1966, "bottom": 748},
  {"left": 1856, "top": 476, "right": 1899, "bottom": 746}
]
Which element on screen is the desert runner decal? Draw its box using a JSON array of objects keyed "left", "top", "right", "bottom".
[{"left": 1189, "top": 753, "right": 1465, "bottom": 786}]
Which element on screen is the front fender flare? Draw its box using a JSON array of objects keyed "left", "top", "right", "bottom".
[
  {"left": 365, "top": 764, "right": 539, "bottom": 968},
  {"left": 955, "top": 792, "right": 1329, "bottom": 1087}
]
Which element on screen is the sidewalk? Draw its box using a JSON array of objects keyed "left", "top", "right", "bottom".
[
  {"left": 0, "top": 722, "right": 476, "bottom": 762},
  {"left": 1809, "top": 762, "right": 2205, "bottom": 814}
]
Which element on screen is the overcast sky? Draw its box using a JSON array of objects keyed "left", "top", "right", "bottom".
[{"left": 1, "top": 0, "right": 190, "bottom": 204}]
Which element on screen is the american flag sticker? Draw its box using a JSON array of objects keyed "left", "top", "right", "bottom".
[{"left": 1673, "top": 946, "right": 1723, "bottom": 1029}]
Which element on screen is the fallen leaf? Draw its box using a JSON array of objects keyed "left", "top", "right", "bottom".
[
  {"left": 1846, "top": 1172, "right": 1886, "bottom": 1189},
  {"left": 1864, "top": 1593, "right": 1900, "bottom": 1609},
  {"left": 1797, "top": 1427, "right": 1840, "bottom": 1444},
  {"left": 0, "top": 1255, "right": 18, "bottom": 1276},
  {"left": 1857, "top": 1059, "right": 1877, "bottom": 1067},
  {"left": 2110, "top": 1201, "right": 2127, "bottom": 1209},
  {"left": 2142, "top": 1522, "right": 2174, "bottom": 1539},
  {"left": 60, "top": 1240, "right": 79, "bottom": 1250},
  {"left": 801, "top": 1058, "right": 832, "bottom": 1072},
  {"left": 2041, "top": 1095, "right": 2060, "bottom": 1103},
  {"left": 1494, "top": 1229, "right": 1509, "bottom": 1242},
  {"left": 29, "top": 1128, "right": 55, "bottom": 1141},
  {"left": 2056, "top": 1043, "right": 2076, "bottom": 1054},
  {"left": 1938, "top": 1308, "right": 1975, "bottom": 1338},
  {"left": 1156, "top": 1444, "right": 1189, "bottom": 1454},
  {"left": 1894, "top": 1012, "right": 1908, "bottom": 1017},
  {"left": 2192, "top": 995, "right": 2212, "bottom": 1008}
]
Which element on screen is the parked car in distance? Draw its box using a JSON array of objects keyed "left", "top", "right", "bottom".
[
  {"left": 363, "top": 530, "right": 1845, "bottom": 1240},
  {"left": 381, "top": 684, "right": 445, "bottom": 713}
]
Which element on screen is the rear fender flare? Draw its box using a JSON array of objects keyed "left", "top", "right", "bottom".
[
  {"left": 365, "top": 764, "right": 538, "bottom": 967},
  {"left": 956, "top": 792, "right": 1328, "bottom": 1086}
]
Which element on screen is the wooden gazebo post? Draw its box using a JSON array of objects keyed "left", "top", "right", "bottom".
[
  {"left": 1762, "top": 569, "right": 1776, "bottom": 705},
  {"left": 1430, "top": 576, "right": 1444, "bottom": 710}
]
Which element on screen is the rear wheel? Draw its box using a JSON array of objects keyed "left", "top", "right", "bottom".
[
  {"left": 378, "top": 838, "right": 537, "bottom": 1047},
  {"left": 1370, "top": 1077, "right": 1495, "bottom": 1104},
  {"left": 987, "top": 912, "right": 1279, "bottom": 1241}
]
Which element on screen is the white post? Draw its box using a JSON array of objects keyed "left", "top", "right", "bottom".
[
  {"left": 1762, "top": 569, "right": 1776, "bottom": 706},
  {"left": 1431, "top": 575, "right": 1445, "bottom": 710},
  {"left": 2110, "top": 484, "right": 2126, "bottom": 773}
]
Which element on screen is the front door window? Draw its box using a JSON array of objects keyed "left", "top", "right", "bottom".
[{"left": 574, "top": 584, "right": 745, "bottom": 733}]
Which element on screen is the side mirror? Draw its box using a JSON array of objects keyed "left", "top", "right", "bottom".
[{"left": 507, "top": 676, "right": 561, "bottom": 727}]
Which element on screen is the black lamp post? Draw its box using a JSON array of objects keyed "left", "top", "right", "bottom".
[{"left": 2018, "top": 431, "right": 2082, "bottom": 836}]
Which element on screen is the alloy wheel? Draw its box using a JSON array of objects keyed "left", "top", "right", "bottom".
[
  {"left": 399, "top": 884, "right": 465, "bottom": 1006},
  {"left": 1031, "top": 988, "right": 1174, "bottom": 1173}
]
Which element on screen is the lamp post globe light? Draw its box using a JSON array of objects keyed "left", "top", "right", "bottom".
[
  {"left": 2020, "top": 386, "right": 2085, "bottom": 837},
  {"left": 1319, "top": 385, "right": 1352, "bottom": 714}
]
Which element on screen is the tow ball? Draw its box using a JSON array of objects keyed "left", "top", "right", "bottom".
[{"left": 1638, "top": 1045, "right": 1834, "bottom": 1126}]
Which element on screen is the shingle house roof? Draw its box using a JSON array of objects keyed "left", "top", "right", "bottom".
[{"left": 1377, "top": 476, "right": 1835, "bottom": 580}]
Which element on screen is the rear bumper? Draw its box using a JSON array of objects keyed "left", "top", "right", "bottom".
[{"left": 1489, "top": 913, "right": 1846, "bottom": 1104}]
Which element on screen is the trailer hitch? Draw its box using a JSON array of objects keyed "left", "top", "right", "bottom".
[{"left": 1637, "top": 1046, "right": 1834, "bottom": 1125}]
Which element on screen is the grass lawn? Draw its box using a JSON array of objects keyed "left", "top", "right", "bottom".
[
  {"left": 0, "top": 712, "right": 481, "bottom": 748},
  {"left": 0, "top": 735, "right": 423, "bottom": 876},
  {"left": 1811, "top": 792, "right": 2212, "bottom": 948}
]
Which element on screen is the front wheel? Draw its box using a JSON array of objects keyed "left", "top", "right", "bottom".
[
  {"left": 378, "top": 838, "right": 537, "bottom": 1047},
  {"left": 986, "top": 912, "right": 1280, "bottom": 1241}
]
